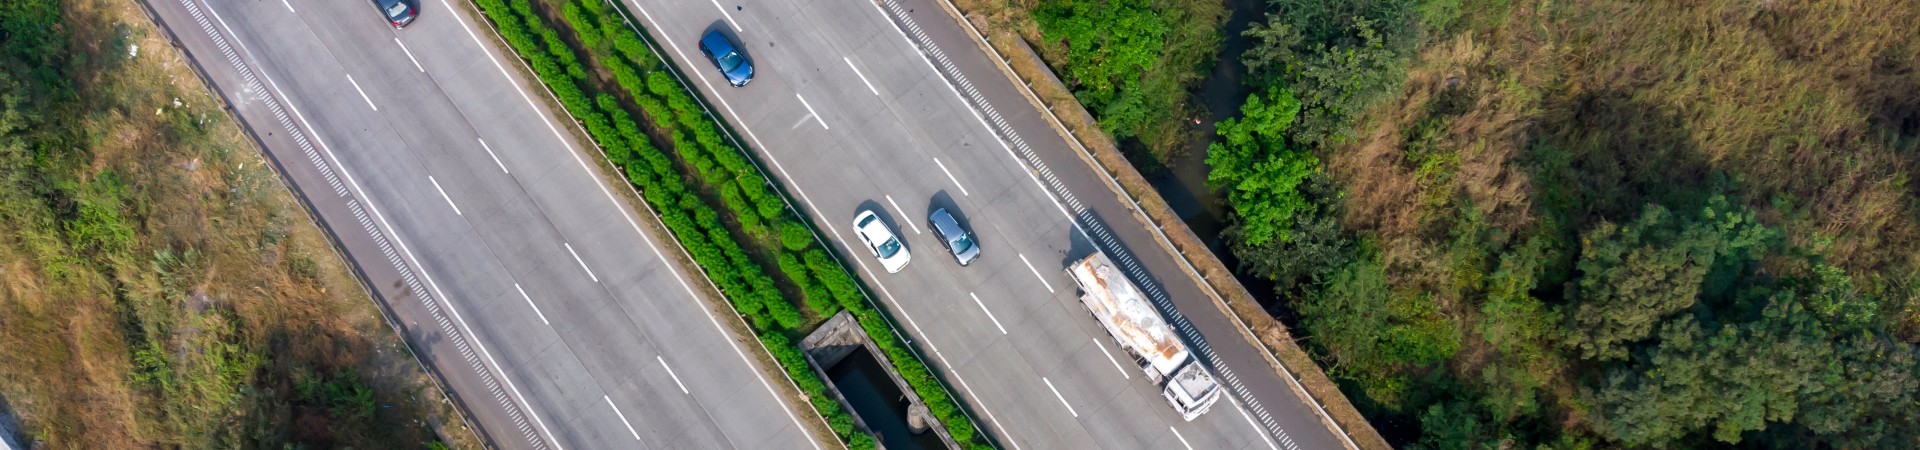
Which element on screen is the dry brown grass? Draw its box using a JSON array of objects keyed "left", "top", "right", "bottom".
[{"left": 0, "top": 0, "right": 477, "bottom": 447}]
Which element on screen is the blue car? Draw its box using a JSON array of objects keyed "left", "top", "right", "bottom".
[{"left": 697, "top": 30, "right": 753, "bottom": 87}]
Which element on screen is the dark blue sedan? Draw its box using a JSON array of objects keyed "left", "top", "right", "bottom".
[{"left": 697, "top": 30, "right": 753, "bottom": 87}]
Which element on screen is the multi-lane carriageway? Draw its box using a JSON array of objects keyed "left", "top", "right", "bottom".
[{"left": 143, "top": 0, "right": 1358, "bottom": 447}]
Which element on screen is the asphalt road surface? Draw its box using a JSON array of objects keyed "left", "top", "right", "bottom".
[
  {"left": 612, "top": 0, "right": 1355, "bottom": 449},
  {"left": 141, "top": 0, "right": 830, "bottom": 448}
]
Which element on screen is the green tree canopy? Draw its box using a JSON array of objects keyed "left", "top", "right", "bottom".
[
  {"left": 1207, "top": 87, "right": 1315, "bottom": 245},
  {"left": 1566, "top": 196, "right": 1777, "bottom": 361}
]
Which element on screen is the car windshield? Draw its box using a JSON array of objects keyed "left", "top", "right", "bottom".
[
  {"left": 877, "top": 237, "right": 902, "bottom": 258},
  {"left": 716, "top": 51, "right": 744, "bottom": 72},
  {"left": 951, "top": 233, "right": 974, "bottom": 254},
  {"left": 385, "top": 2, "right": 407, "bottom": 17}
]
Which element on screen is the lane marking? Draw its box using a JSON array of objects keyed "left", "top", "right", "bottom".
[
  {"left": 617, "top": 4, "right": 986, "bottom": 447},
  {"left": 932, "top": 158, "right": 968, "bottom": 196},
  {"left": 515, "top": 283, "right": 549, "bottom": 325},
  {"left": 844, "top": 56, "right": 879, "bottom": 96},
  {"left": 709, "top": 0, "right": 740, "bottom": 31},
  {"left": 1231, "top": 394, "right": 1283, "bottom": 450},
  {"left": 344, "top": 75, "right": 376, "bottom": 111},
  {"left": 563, "top": 242, "right": 598, "bottom": 282},
  {"left": 1171, "top": 427, "right": 1195, "bottom": 450},
  {"left": 1019, "top": 253, "right": 1055, "bottom": 293},
  {"left": 795, "top": 93, "right": 828, "bottom": 130},
  {"left": 604, "top": 396, "right": 642, "bottom": 440},
  {"left": 1042, "top": 377, "right": 1077, "bottom": 417},
  {"left": 197, "top": 0, "right": 558, "bottom": 444},
  {"left": 457, "top": 2, "right": 827, "bottom": 447},
  {"left": 1094, "top": 339, "right": 1130, "bottom": 379},
  {"left": 884, "top": 195, "right": 920, "bottom": 234},
  {"left": 429, "top": 176, "right": 461, "bottom": 215},
  {"left": 658, "top": 356, "right": 690, "bottom": 394},
  {"left": 478, "top": 138, "right": 509, "bottom": 173},
  {"left": 395, "top": 38, "right": 424, "bottom": 72},
  {"left": 970, "top": 292, "right": 1007, "bottom": 335},
  {"left": 280, "top": 0, "right": 293, "bottom": 13},
  {"left": 951, "top": 370, "right": 1022, "bottom": 450}
]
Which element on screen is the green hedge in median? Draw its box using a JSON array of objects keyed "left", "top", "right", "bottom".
[{"left": 472, "top": 0, "right": 994, "bottom": 447}]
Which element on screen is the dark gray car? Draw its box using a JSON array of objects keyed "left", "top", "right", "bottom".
[{"left": 928, "top": 208, "right": 979, "bottom": 266}]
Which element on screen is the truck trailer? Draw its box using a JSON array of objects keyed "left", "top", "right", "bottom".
[{"left": 1067, "top": 251, "right": 1223, "bottom": 421}]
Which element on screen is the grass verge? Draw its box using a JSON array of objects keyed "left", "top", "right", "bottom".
[{"left": 466, "top": 0, "right": 994, "bottom": 447}]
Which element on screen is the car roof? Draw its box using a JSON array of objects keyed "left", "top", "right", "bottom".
[
  {"left": 930, "top": 209, "right": 963, "bottom": 237},
  {"left": 701, "top": 30, "right": 735, "bottom": 54}
]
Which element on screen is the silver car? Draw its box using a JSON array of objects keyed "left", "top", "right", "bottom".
[{"left": 928, "top": 208, "right": 979, "bottom": 266}]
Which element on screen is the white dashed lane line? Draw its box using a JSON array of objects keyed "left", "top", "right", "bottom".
[
  {"left": 970, "top": 292, "right": 1007, "bottom": 335},
  {"left": 564, "top": 242, "right": 598, "bottom": 282},
  {"left": 933, "top": 157, "right": 968, "bottom": 196},
  {"left": 429, "top": 175, "right": 461, "bottom": 215},
  {"left": 514, "top": 283, "right": 549, "bottom": 325},
  {"left": 395, "top": 38, "right": 423, "bottom": 72},
  {"left": 709, "top": 0, "right": 740, "bottom": 31},
  {"left": 1171, "top": 427, "right": 1195, "bottom": 450},
  {"left": 345, "top": 74, "right": 376, "bottom": 111},
  {"left": 844, "top": 56, "right": 879, "bottom": 96},
  {"left": 479, "top": 138, "right": 509, "bottom": 173},
  {"left": 1043, "top": 377, "right": 1078, "bottom": 417},
  {"left": 605, "top": 396, "right": 642, "bottom": 441},
  {"left": 1094, "top": 339, "right": 1130, "bottom": 379},
  {"left": 795, "top": 93, "right": 829, "bottom": 130},
  {"left": 885, "top": 195, "right": 921, "bottom": 234},
  {"left": 1019, "top": 253, "right": 1055, "bottom": 293},
  {"left": 658, "top": 356, "right": 690, "bottom": 394}
]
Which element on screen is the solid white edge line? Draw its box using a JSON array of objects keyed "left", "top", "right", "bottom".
[
  {"left": 478, "top": 138, "right": 509, "bottom": 174},
  {"left": 932, "top": 158, "right": 968, "bottom": 196},
  {"left": 969, "top": 292, "right": 1007, "bottom": 335},
  {"left": 1229, "top": 394, "right": 1282, "bottom": 450},
  {"left": 658, "top": 355, "right": 690, "bottom": 394},
  {"left": 884, "top": 195, "right": 921, "bottom": 234},
  {"left": 604, "top": 396, "right": 642, "bottom": 441},
  {"left": 428, "top": 175, "right": 461, "bottom": 215},
  {"left": 1171, "top": 427, "right": 1195, "bottom": 450},
  {"left": 211, "top": 4, "right": 561, "bottom": 445},
  {"left": 794, "top": 93, "right": 829, "bottom": 130},
  {"left": 1018, "top": 253, "right": 1055, "bottom": 293},
  {"left": 708, "top": 0, "right": 741, "bottom": 32},
  {"left": 562, "top": 242, "right": 598, "bottom": 282},
  {"left": 843, "top": 56, "right": 879, "bottom": 96},
  {"left": 1093, "top": 339, "right": 1130, "bottom": 379},
  {"left": 1042, "top": 377, "right": 1077, "bottom": 417},
  {"left": 484, "top": 2, "right": 824, "bottom": 447},
  {"left": 344, "top": 74, "right": 376, "bottom": 111},
  {"left": 395, "top": 37, "right": 424, "bottom": 72},
  {"left": 515, "top": 283, "right": 549, "bottom": 325}
]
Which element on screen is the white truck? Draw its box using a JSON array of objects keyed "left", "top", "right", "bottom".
[{"left": 1068, "top": 251, "right": 1222, "bottom": 421}]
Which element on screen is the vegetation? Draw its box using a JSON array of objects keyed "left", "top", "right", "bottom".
[
  {"left": 1201, "top": 0, "right": 1920, "bottom": 447},
  {"left": 0, "top": 0, "right": 466, "bottom": 447},
  {"left": 1031, "top": 0, "right": 1225, "bottom": 166},
  {"left": 471, "top": 0, "right": 991, "bottom": 447}
]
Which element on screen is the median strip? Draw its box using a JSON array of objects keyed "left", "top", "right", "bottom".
[{"left": 465, "top": 0, "right": 1000, "bottom": 447}]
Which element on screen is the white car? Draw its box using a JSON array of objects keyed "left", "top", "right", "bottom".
[{"left": 854, "top": 210, "right": 911, "bottom": 273}]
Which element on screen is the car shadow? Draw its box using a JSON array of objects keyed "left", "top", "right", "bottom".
[{"left": 926, "top": 190, "right": 978, "bottom": 241}]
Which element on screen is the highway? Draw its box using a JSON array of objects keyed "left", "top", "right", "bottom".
[
  {"left": 141, "top": 0, "right": 830, "bottom": 448},
  {"left": 615, "top": 0, "right": 1353, "bottom": 449}
]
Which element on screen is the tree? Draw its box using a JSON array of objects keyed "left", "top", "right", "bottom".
[
  {"left": 1207, "top": 87, "right": 1315, "bottom": 245},
  {"left": 1301, "top": 259, "right": 1460, "bottom": 408},
  {"left": 1033, "top": 0, "right": 1167, "bottom": 139},
  {"left": 1565, "top": 197, "right": 1777, "bottom": 361},
  {"left": 1592, "top": 290, "right": 1920, "bottom": 447}
]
